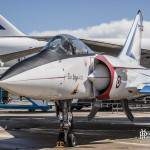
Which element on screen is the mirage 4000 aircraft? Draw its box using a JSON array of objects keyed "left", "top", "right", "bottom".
[{"left": 0, "top": 10, "right": 149, "bottom": 147}]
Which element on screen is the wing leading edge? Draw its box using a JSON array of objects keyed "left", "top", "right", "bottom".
[{"left": 0, "top": 46, "right": 43, "bottom": 62}]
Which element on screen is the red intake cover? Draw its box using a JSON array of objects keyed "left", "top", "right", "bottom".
[{"left": 95, "top": 55, "right": 115, "bottom": 100}]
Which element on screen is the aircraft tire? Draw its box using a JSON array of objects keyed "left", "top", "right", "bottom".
[
  {"left": 67, "top": 133, "right": 77, "bottom": 147},
  {"left": 76, "top": 106, "right": 83, "bottom": 110}
]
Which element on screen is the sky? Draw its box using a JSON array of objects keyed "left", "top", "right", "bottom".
[{"left": 0, "top": 0, "right": 150, "bottom": 38}]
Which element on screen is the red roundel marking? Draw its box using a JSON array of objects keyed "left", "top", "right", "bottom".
[{"left": 116, "top": 76, "right": 121, "bottom": 88}]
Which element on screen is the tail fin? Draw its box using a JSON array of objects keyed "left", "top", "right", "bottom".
[
  {"left": 0, "top": 15, "right": 25, "bottom": 36},
  {"left": 119, "top": 10, "right": 143, "bottom": 64}
]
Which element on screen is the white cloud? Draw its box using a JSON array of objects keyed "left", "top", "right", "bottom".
[{"left": 30, "top": 19, "right": 150, "bottom": 39}]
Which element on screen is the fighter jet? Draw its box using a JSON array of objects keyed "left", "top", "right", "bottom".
[{"left": 0, "top": 10, "right": 149, "bottom": 147}]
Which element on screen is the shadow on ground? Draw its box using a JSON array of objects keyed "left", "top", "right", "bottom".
[{"left": 0, "top": 112, "right": 150, "bottom": 150}]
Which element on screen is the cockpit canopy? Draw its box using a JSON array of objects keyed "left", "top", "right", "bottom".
[
  {"left": 45, "top": 34, "right": 94, "bottom": 55},
  {"left": 0, "top": 35, "right": 94, "bottom": 80}
]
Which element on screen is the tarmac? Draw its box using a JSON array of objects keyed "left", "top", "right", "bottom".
[{"left": 0, "top": 109, "right": 150, "bottom": 150}]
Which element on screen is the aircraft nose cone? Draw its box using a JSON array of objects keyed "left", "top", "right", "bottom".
[
  {"left": 0, "top": 74, "right": 38, "bottom": 98},
  {"left": 0, "top": 80, "right": 6, "bottom": 89},
  {"left": 0, "top": 59, "right": 66, "bottom": 100},
  {"left": 0, "top": 80, "right": 9, "bottom": 88},
  {"left": 0, "top": 78, "right": 22, "bottom": 95}
]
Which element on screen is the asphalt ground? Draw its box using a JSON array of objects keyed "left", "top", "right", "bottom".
[{"left": 0, "top": 110, "right": 150, "bottom": 150}]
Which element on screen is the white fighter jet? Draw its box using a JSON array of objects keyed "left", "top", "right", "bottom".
[{"left": 0, "top": 10, "right": 149, "bottom": 147}]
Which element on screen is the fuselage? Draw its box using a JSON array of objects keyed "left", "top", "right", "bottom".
[
  {"left": 0, "top": 35, "right": 149, "bottom": 101},
  {"left": 0, "top": 53, "right": 149, "bottom": 101},
  {"left": 0, "top": 35, "right": 95, "bottom": 100},
  {"left": 0, "top": 55, "right": 94, "bottom": 100},
  {"left": 95, "top": 55, "right": 150, "bottom": 100}
]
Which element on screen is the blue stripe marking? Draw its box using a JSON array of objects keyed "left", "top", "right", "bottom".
[
  {"left": 0, "top": 25, "right": 5, "bottom": 30},
  {"left": 138, "top": 86, "right": 150, "bottom": 94}
]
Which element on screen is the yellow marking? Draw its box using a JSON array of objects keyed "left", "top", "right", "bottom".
[{"left": 56, "top": 141, "right": 65, "bottom": 148}]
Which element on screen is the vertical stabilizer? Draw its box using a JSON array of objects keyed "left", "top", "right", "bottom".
[
  {"left": 0, "top": 15, "right": 25, "bottom": 36},
  {"left": 119, "top": 10, "right": 143, "bottom": 64}
]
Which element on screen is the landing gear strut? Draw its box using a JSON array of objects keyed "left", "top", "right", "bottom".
[{"left": 55, "top": 100, "right": 77, "bottom": 147}]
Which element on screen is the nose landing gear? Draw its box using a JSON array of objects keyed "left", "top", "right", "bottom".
[{"left": 56, "top": 100, "right": 77, "bottom": 147}]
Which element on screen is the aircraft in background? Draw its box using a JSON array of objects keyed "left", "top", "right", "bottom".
[
  {"left": 0, "top": 16, "right": 49, "bottom": 109},
  {"left": 0, "top": 15, "right": 46, "bottom": 69},
  {"left": 0, "top": 10, "right": 149, "bottom": 147}
]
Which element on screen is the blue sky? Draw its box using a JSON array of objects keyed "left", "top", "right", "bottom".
[{"left": 0, "top": 0, "right": 149, "bottom": 34}]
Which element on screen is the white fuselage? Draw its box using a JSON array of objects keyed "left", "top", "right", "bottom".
[
  {"left": 1, "top": 54, "right": 149, "bottom": 101},
  {"left": 0, "top": 55, "right": 95, "bottom": 100},
  {"left": 0, "top": 36, "right": 150, "bottom": 101}
]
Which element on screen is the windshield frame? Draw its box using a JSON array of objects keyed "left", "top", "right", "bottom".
[{"left": 46, "top": 34, "right": 94, "bottom": 56}]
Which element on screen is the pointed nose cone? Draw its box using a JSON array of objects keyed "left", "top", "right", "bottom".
[
  {"left": 0, "top": 59, "right": 66, "bottom": 100},
  {"left": 0, "top": 80, "right": 9, "bottom": 89},
  {"left": 0, "top": 48, "right": 46, "bottom": 95},
  {"left": 0, "top": 77, "right": 23, "bottom": 95},
  {"left": 0, "top": 80, "right": 7, "bottom": 87},
  {"left": 0, "top": 61, "right": 40, "bottom": 97},
  {"left": 0, "top": 71, "right": 39, "bottom": 98}
]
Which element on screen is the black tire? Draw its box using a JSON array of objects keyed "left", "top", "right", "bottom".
[
  {"left": 58, "top": 131, "right": 65, "bottom": 142},
  {"left": 67, "top": 133, "right": 77, "bottom": 147},
  {"left": 71, "top": 106, "right": 75, "bottom": 111},
  {"left": 76, "top": 106, "right": 82, "bottom": 110}
]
